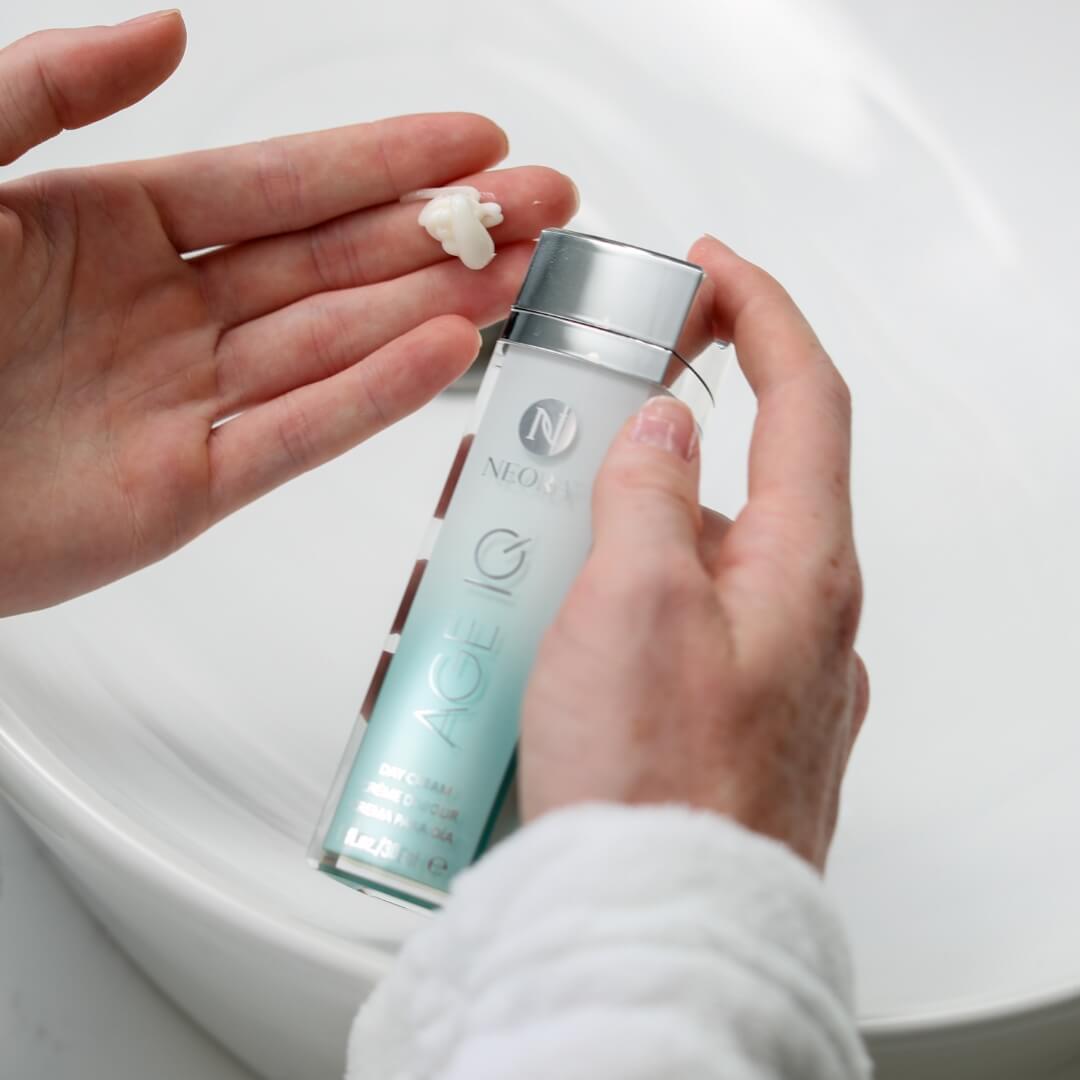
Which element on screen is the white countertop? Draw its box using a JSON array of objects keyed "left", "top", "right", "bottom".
[
  {"left": 4, "top": 793, "right": 1080, "bottom": 1080},
  {"left": 0, "top": 800, "right": 254, "bottom": 1080}
]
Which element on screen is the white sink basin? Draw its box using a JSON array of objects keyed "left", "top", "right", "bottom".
[{"left": 2, "top": 2, "right": 1079, "bottom": 1077}]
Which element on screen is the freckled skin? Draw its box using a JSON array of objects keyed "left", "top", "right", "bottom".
[{"left": 521, "top": 239, "right": 868, "bottom": 872}]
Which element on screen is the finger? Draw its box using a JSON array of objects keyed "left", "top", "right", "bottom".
[
  {"left": 195, "top": 165, "right": 578, "bottom": 328},
  {"left": 128, "top": 112, "right": 508, "bottom": 252},
  {"left": 0, "top": 12, "right": 186, "bottom": 166},
  {"left": 211, "top": 240, "right": 535, "bottom": 418},
  {"left": 698, "top": 507, "right": 734, "bottom": 573},
  {"left": 848, "top": 651, "right": 870, "bottom": 754},
  {"left": 591, "top": 396, "right": 704, "bottom": 569},
  {"left": 207, "top": 315, "right": 479, "bottom": 520},
  {"left": 688, "top": 235, "right": 853, "bottom": 540},
  {"left": 674, "top": 273, "right": 720, "bottom": 361}
]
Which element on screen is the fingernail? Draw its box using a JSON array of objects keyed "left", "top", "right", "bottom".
[
  {"left": 119, "top": 9, "right": 181, "bottom": 25},
  {"left": 701, "top": 232, "right": 734, "bottom": 252},
  {"left": 562, "top": 172, "right": 580, "bottom": 213},
  {"left": 630, "top": 396, "right": 697, "bottom": 461},
  {"left": 491, "top": 121, "right": 510, "bottom": 158}
]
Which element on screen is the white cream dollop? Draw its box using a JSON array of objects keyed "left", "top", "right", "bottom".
[{"left": 402, "top": 186, "right": 504, "bottom": 270}]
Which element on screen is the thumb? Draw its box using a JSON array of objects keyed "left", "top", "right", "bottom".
[
  {"left": 591, "top": 395, "right": 703, "bottom": 565},
  {"left": 0, "top": 11, "right": 186, "bottom": 166}
]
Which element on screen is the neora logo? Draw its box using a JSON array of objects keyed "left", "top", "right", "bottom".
[{"left": 518, "top": 399, "right": 577, "bottom": 457}]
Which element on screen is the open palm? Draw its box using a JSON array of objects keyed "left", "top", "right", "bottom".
[{"left": 0, "top": 12, "right": 576, "bottom": 615}]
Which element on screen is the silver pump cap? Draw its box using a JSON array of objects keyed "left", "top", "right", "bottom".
[{"left": 504, "top": 229, "right": 725, "bottom": 425}]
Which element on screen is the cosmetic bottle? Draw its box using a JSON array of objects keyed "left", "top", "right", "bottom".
[{"left": 310, "top": 229, "right": 725, "bottom": 911}]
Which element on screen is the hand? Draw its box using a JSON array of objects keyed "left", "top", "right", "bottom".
[
  {"left": 0, "top": 12, "right": 576, "bottom": 615},
  {"left": 520, "top": 236, "right": 868, "bottom": 870}
]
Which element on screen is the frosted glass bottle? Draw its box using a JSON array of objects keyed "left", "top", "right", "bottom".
[{"left": 310, "top": 230, "right": 725, "bottom": 912}]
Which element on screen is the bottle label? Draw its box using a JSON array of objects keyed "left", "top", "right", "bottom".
[{"left": 322, "top": 344, "right": 657, "bottom": 893}]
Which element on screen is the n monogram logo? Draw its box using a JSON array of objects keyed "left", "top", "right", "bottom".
[{"left": 518, "top": 399, "right": 577, "bottom": 457}]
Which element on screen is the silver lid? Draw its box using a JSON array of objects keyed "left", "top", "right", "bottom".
[
  {"left": 515, "top": 229, "right": 703, "bottom": 352},
  {"left": 506, "top": 229, "right": 725, "bottom": 425}
]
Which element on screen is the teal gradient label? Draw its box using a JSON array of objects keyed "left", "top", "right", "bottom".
[{"left": 323, "top": 346, "right": 656, "bottom": 894}]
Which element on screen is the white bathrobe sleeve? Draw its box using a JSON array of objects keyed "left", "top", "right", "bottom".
[{"left": 345, "top": 801, "right": 872, "bottom": 1080}]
